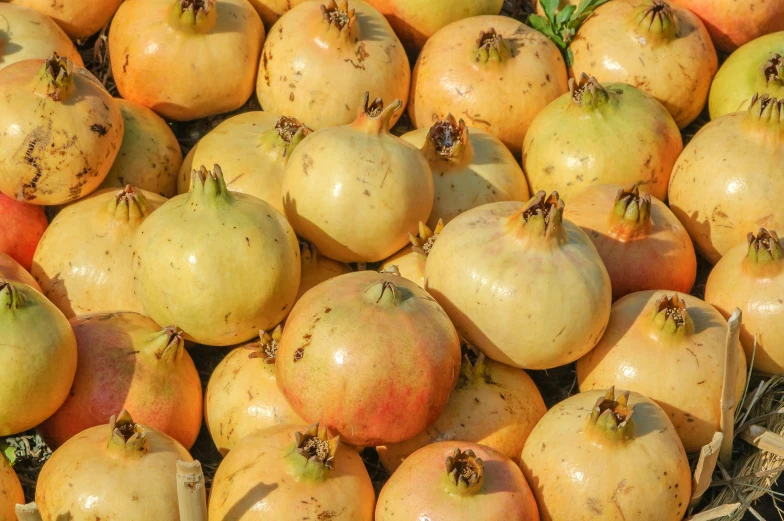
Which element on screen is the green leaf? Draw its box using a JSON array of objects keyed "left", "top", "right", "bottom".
[
  {"left": 540, "top": 0, "right": 559, "bottom": 25},
  {"left": 528, "top": 14, "right": 553, "bottom": 34},
  {"left": 0, "top": 441, "right": 16, "bottom": 466},
  {"left": 555, "top": 5, "right": 576, "bottom": 26}
]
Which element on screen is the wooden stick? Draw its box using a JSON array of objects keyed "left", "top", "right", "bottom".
[
  {"left": 690, "top": 431, "right": 723, "bottom": 508},
  {"left": 740, "top": 424, "right": 784, "bottom": 458},
  {"left": 15, "top": 503, "right": 43, "bottom": 521},
  {"left": 177, "top": 459, "right": 208, "bottom": 521},
  {"left": 720, "top": 308, "right": 742, "bottom": 467},
  {"left": 684, "top": 503, "right": 741, "bottom": 521}
]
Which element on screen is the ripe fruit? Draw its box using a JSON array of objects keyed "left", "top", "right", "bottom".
[
  {"left": 0, "top": 3, "right": 83, "bottom": 71},
  {"left": 0, "top": 193, "right": 47, "bottom": 270},
  {"left": 296, "top": 241, "right": 351, "bottom": 303},
  {"left": 380, "top": 220, "right": 443, "bottom": 289},
  {"left": 8, "top": 0, "right": 123, "bottom": 39},
  {"left": 0, "top": 252, "right": 41, "bottom": 292},
  {"left": 0, "top": 453, "right": 24, "bottom": 521}
]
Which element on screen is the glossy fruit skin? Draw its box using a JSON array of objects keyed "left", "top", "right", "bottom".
[
  {"left": 523, "top": 82, "right": 682, "bottom": 202},
  {"left": 0, "top": 252, "right": 41, "bottom": 292},
  {"left": 0, "top": 457, "right": 24, "bottom": 521},
  {"left": 569, "top": 0, "right": 718, "bottom": 129},
  {"left": 276, "top": 271, "right": 462, "bottom": 446},
  {"left": 521, "top": 389, "right": 692, "bottom": 521},
  {"left": 0, "top": 192, "right": 47, "bottom": 270},
  {"left": 410, "top": 15, "right": 568, "bottom": 153},
  {"left": 381, "top": 247, "right": 426, "bottom": 289},
  {"left": 8, "top": 0, "right": 123, "bottom": 39}
]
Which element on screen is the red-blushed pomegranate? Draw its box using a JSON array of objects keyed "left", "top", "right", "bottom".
[
  {"left": 576, "top": 292, "right": 747, "bottom": 453},
  {"left": 246, "top": 0, "right": 308, "bottom": 26},
  {"left": 425, "top": 192, "right": 612, "bottom": 370},
  {"left": 132, "top": 165, "right": 301, "bottom": 346},
  {"left": 0, "top": 453, "right": 23, "bottom": 521},
  {"left": 523, "top": 75, "right": 683, "bottom": 201},
  {"left": 706, "top": 229, "right": 784, "bottom": 375},
  {"left": 296, "top": 241, "right": 352, "bottom": 303},
  {"left": 257, "top": 0, "right": 410, "bottom": 130},
  {"left": 32, "top": 186, "right": 166, "bottom": 318},
  {"left": 0, "top": 193, "right": 47, "bottom": 270},
  {"left": 668, "top": 94, "right": 784, "bottom": 263},
  {"left": 205, "top": 326, "right": 306, "bottom": 455},
  {"left": 38, "top": 312, "right": 202, "bottom": 450},
  {"left": 566, "top": 184, "right": 696, "bottom": 300},
  {"left": 376, "top": 443, "right": 538, "bottom": 521},
  {"left": 381, "top": 220, "right": 444, "bottom": 289},
  {"left": 109, "top": 0, "right": 263, "bottom": 121},
  {"left": 276, "top": 270, "right": 461, "bottom": 446},
  {"left": 0, "top": 252, "right": 40, "bottom": 292},
  {"left": 570, "top": 0, "right": 718, "bottom": 129},
  {"left": 0, "top": 279, "right": 76, "bottom": 436},
  {"left": 209, "top": 423, "right": 375, "bottom": 521},
  {"left": 0, "top": 54, "right": 124, "bottom": 205},
  {"left": 36, "top": 411, "right": 192, "bottom": 521},
  {"left": 281, "top": 95, "right": 434, "bottom": 263},
  {"left": 410, "top": 16, "right": 568, "bottom": 154},
  {"left": 0, "top": 3, "right": 83, "bottom": 71},
  {"left": 8, "top": 0, "right": 122, "bottom": 39},
  {"left": 377, "top": 345, "right": 546, "bottom": 473},
  {"left": 521, "top": 388, "right": 691, "bottom": 521}
]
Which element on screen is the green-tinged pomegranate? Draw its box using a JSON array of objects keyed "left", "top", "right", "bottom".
[
  {"left": 8, "top": 0, "right": 122, "bottom": 39},
  {"left": 204, "top": 326, "right": 305, "bottom": 455},
  {"left": 668, "top": 94, "right": 784, "bottom": 263},
  {"left": 36, "top": 411, "right": 192, "bottom": 521},
  {"left": 523, "top": 75, "right": 682, "bottom": 201},
  {"left": 521, "top": 388, "right": 691, "bottom": 521},
  {"left": 110, "top": 0, "right": 264, "bottom": 121},
  {"left": 425, "top": 192, "right": 612, "bottom": 370},
  {"left": 178, "top": 112, "right": 311, "bottom": 214},
  {"left": 133, "top": 165, "right": 300, "bottom": 346},
  {"left": 0, "top": 252, "right": 40, "bottom": 292},
  {"left": 409, "top": 16, "right": 568, "bottom": 153},
  {"left": 377, "top": 344, "right": 546, "bottom": 473},
  {"left": 0, "top": 54, "right": 123, "bottom": 205},
  {"left": 570, "top": 0, "right": 718, "bottom": 129},
  {"left": 296, "top": 241, "right": 352, "bottom": 303},
  {"left": 276, "top": 270, "right": 461, "bottom": 446},
  {"left": 99, "top": 99, "right": 183, "bottom": 198},
  {"left": 32, "top": 186, "right": 166, "bottom": 318},
  {"left": 38, "top": 312, "right": 202, "bottom": 450},
  {"left": 0, "top": 3, "right": 83, "bottom": 71},
  {"left": 706, "top": 229, "right": 784, "bottom": 375},
  {"left": 576, "top": 292, "right": 747, "bottom": 453},
  {"left": 0, "top": 452, "right": 23, "bottom": 521},
  {"left": 282, "top": 95, "right": 433, "bottom": 263},
  {"left": 567, "top": 184, "right": 696, "bottom": 300},
  {"left": 209, "top": 424, "right": 375, "bottom": 521},
  {"left": 381, "top": 220, "right": 443, "bottom": 289},
  {"left": 0, "top": 279, "right": 77, "bottom": 436},
  {"left": 402, "top": 116, "right": 530, "bottom": 228},
  {"left": 257, "top": 0, "right": 410, "bottom": 130}
]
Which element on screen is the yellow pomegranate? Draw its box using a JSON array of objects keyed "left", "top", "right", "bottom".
[
  {"left": 32, "top": 186, "right": 166, "bottom": 318},
  {"left": 110, "top": 0, "right": 264, "bottom": 121},
  {"left": 706, "top": 229, "right": 784, "bottom": 375},
  {"left": 402, "top": 116, "right": 530, "bottom": 228},
  {"left": 0, "top": 453, "right": 24, "bottom": 521},
  {"left": 257, "top": 0, "right": 410, "bottom": 130},
  {"left": 296, "top": 241, "right": 352, "bottom": 303},
  {"left": 204, "top": 326, "right": 306, "bottom": 455},
  {"left": 0, "top": 252, "right": 41, "bottom": 292},
  {"left": 576, "top": 292, "right": 747, "bottom": 453},
  {"left": 8, "top": 0, "right": 122, "bottom": 39},
  {"left": 36, "top": 411, "right": 192, "bottom": 521},
  {"left": 0, "top": 3, "right": 83, "bottom": 71},
  {"left": 0, "top": 54, "right": 124, "bottom": 205},
  {"left": 570, "top": 0, "right": 718, "bottom": 129},
  {"left": 409, "top": 16, "right": 568, "bottom": 154},
  {"left": 178, "top": 112, "right": 311, "bottom": 215},
  {"left": 381, "top": 220, "right": 443, "bottom": 289},
  {"left": 246, "top": 0, "right": 308, "bottom": 26},
  {"left": 521, "top": 388, "right": 691, "bottom": 521},
  {"left": 209, "top": 423, "right": 375, "bottom": 521}
]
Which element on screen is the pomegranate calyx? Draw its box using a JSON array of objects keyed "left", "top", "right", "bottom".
[
  {"left": 247, "top": 325, "right": 283, "bottom": 363},
  {"left": 320, "top": 0, "right": 357, "bottom": 40},
  {"left": 518, "top": 191, "right": 565, "bottom": 241},
  {"left": 761, "top": 54, "right": 784, "bottom": 86},
  {"left": 0, "top": 280, "right": 24, "bottom": 310},
  {"left": 424, "top": 116, "right": 469, "bottom": 161},
  {"left": 38, "top": 53, "right": 74, "bottom": 102},
  {"left": 365, "top": 278, "right": 401, "bottom": 307},
  {"left": 189, "top": 164, "right": 233, "bottom": 204},
  {"left": 170, "top": 0, "right": 217, "bottom": 32},
  {"left": 634, "top": 1, "right": 677, "bottom": 39},
  {"left": 569, "top": 74, "right": 611, "bottom": 110},
  {"left": 444, "top": 448, "right": 484, "bottom": 495},
  {"left": 294, "top": 423, "right": 340, "bottom": 471},
  {"left": 651, "top": 294, "right": 692, "bottom": 336},
  {"left": 747, "top": 93, "right": 784, "bottom": 127},
  {"left": 149, "top": 325, "right": 185, "bottom": 363},
  {"left": 379, "top": 265, "right": 401, "bottom": 276},
  {"left": 588, "top": 388, "right": 635, "bottom": 442},
  {"left": 108, "top": 185, "right": 152, "bottom": 223},
  {"left": 108, "top": 410, "right": 150, "bottom": 455},
  {"left": 747, "top": 228, "right": 783, "bottom": 264},
  {"left": 260, "top": 116, "right": 312, "bottom": 161},
  {"left": 471, "top": 28, "right": 511, "bottom": 64},
  {"left": 458, "top": 343, "right": 490, "bottom": 387},
  {"left": 610, "top": 184, "right": 652, "bottom": 239},
  {"left": 409, "top": 219, "right": 444, "bottom": 257},
  {"left": 353, "top": 92, "right": 401, "bottom": 135}
]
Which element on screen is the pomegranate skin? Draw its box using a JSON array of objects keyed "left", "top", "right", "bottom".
[
  {"left": 0, "top": 252, "right": 41, "bottom": 292},
  {"left": 0, "top": 455, "right": 24, "bottom": 521},
  {"left": 0, "top": 192, "right": 48, "bottom": 270}
]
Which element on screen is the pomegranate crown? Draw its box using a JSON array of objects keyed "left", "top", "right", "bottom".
[
  {"left": 613, "top": 184, "right": 651, "bottom": 225},
  {"left": 569, "top": 74, "right": 611, "bottom": 109},
  {"left": 246, "top": 325, "right": 283, "bottom": 363},
  {"left": 295, "top": 423, "right": 340, "bottom": 470},
  {"left": 426, "top": 115, "right": 469, "bottom": 160},
  {"left": 108, "top": 410, "right": 150, "bottom": 454},
  {"left": 519, "top": 191, "right": 565, "bottom": 240},
  {"left": 747, "top": 228, "right": 783, "bottom": 264},
  {"left": 39, "top": 52, "right": 74, "bottom": 102},
  {"left": 0, "top": 280, "right": 26, "bottom": 310},
  {"left": 150, "top": 325, "right": 185, "bottom": 362},
  {"left": 634, "top": 1, "right": 677, "bottom": 38},
  {"left": 472, "top": 28, "right": 511, "bottom": 63},
  {"left": 189, "top": 164, "right": 233, "bottom": 203},
  {"left": 589, "top": 387, "right": 635, "bottom": 442},
  {"left": 761, "top": 53, "right": 784, "bottom": 86},
  {"left": 651, "top": 294, "right": 692, "bottom": 336},
  {"left": 260, "top": 116, "right": 312, "bottom": 161},
  {"left": 354, "top": 92, "right": 401, "bottom": 134},
  {"left": 108, "top": 185, "right": 153, "bottom": 223},
  {"left": 320, "top": 0, "right": 357, "bottom": 38},
  {"left": 409, "top": 219, "right": 444, "bottom": 257},
  {"left": 748, "top": 93, "right": 784, "bottom": 126},
  {"left": 171, "top": 0, "right": 217, "bottom": 32},
  {"left": 445, "top": 448, "right": 484, "bottom": 494}
]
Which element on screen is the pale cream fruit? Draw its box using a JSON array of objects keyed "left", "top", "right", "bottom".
[{"left": 0, "top": 3, "right": 83, "bottom": 71}]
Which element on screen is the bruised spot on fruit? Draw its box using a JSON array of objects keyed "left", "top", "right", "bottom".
[
  {"left": 90, "top": 124, "right": 108, "bottom": 136},
  {"left": 294, "top": 347, "right": 304, "bottom": 362}
]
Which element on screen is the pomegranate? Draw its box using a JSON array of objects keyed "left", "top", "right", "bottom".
[
  {"left": 576, "top": 292, "right": 747, "bottom": 453},
  {"left": 409, "top": 16, "right": 568, "bottom": 154},
  {"left": 566, "top": 184, "right": 696, "bottom": 300},
  {"left": 521, "top": 388, "right": 691, "bottom": 521},
  {"left": 377, "top": 443, "right": 539, "bottom": 521},
  {"left": 425, "top": 192, "right": 612, "bottom": 370},
  {"left": 36, "top": 411, "right": 192, "bottom": 521},
  {"left": 706, "top": 229, "right": 784, "bottom": 375},
  {"left": 570, "top": 0, "right": 718, "bottom": 129},
  {"left": 209, "top": 423, "right": 375, "bottom": 521},
  {"left": 257, "top": 0, "right": 410, "bottom": 130},
  {"left": 296, "top": 241, "right": 352, "bottom": 303},
  {"left": 38, "top": 312, "right": 202, "bottom": 450},
  {"left": 402, "top": 116, "right": 530, "bottom": 228},
  {"left": 0, "top": 192, "right": 47, "bottom": 270},
  {"left": 0, "top": 279, "right": 77, "bottom": 435},
  {"left": 99, "top": 99, "right": 183, "bottom": 198},
  {"left": 276, "top": 270, "right": 461, "bottom": 446},
  {"left": 179, "top": 112, "right": 311, "bottom": 215},
  {"left": 205, "top": 326, "right": 306, "bottom": 455},
  {"left": 0, "top": 452, "right": 23, "bottom": 521},
  {"left": 377, "top": 344, "right": 546, "bottom": 473},
  {"left": 246, "top": 0, "right": 308, "bottom": 26},
  {"left": 281, "top": 94, "right": 433, "bottom": 263},
  {"left": 523, "top": 75, "right": 682, "bottom": 201},
  {"left": 32, "top": 186, "right": 166, "bottom": 318},
  {"left": 0, "top": 252, "right": 40, "bottom": 292},
  {"left": 0, "top": 54, "right": 124, "bottom": 205},
  {"left": 109, "top": 0, "right": 264, "bottom": 121},
  {"left": 8, "top": 0, "right": 122, "bottom": 39},
  {"left": 0, "top": 3, "right": 83, "bottom": 71},
  {"left": 668, "top": 94, "right": 784, "bottom": 263},
  {"left": 380, "top": 220, "right": 443, "bottom": 289},
  {"left": 132, "top": 165, "right": 300, "bottom": 346}
]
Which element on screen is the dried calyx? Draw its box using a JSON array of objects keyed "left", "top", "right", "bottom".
[
  {"left": 651, "top": 294, "right": 692, "bottom": 336},
  {"left": 39, "top": 53, "right": 74, "bottom": 102},
  {"left": 288, "top": 423, "right": 340, "bottom": 480},
  {"left": 570, "top": 74, "right": 610, "bottom": 110},
  {"left": 149, "top": 326, "right": 184, "bottom": 362},
  {"left": 321, "top": 0, "right": 357, "bottom": 39},
  {"left": 0, "top": 280, "right": 24, "bottom": 310},
  {"left": 410, "top": 220, "right": 444, "bottom": 256},
  {"left": 459, "top": 342, "right": 490, "bottom": 386},
  {"left": 355, "top": 92, "right": 402, "bottom": 134},
  {"left": 246, "top": 325, "right": 283, "bottom": 363},
  {"left": 108, "top": 410, "right": 150, "bottom": 454},
  {"left": 472, "top": 28, "right": 510, "bottom": 63},
  {"left": 635, "top": 1, "right": 677, "bottom": 38},
  {"left": 762, "top": 54, "right": 784, "bottom": 85},
  {"left": 260, "top": 116, "right": 311, "bottom": 160},
  {"left": 426, "top": 116, "right": 469, "bottom": 160},
  {"left": 518, "top": 191, "right": 565, "bottom": 241},
  {"left": 171, "top": 0, "right": 216, "bottom": 32},
  {"left": 108, "top": 185, "right": 152, "bottom": 223},
  {"left": 747, "top": 93, "right": 784, "bottom": 127},
  {"left": 747, "top": 228, "right": 783, "bottom": 264},
  {"left": 588, "top": 387, "right": 635, "bottom": 442},
  {"left": 444, "top": 448, "right": 484, "bottom": 495}
]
